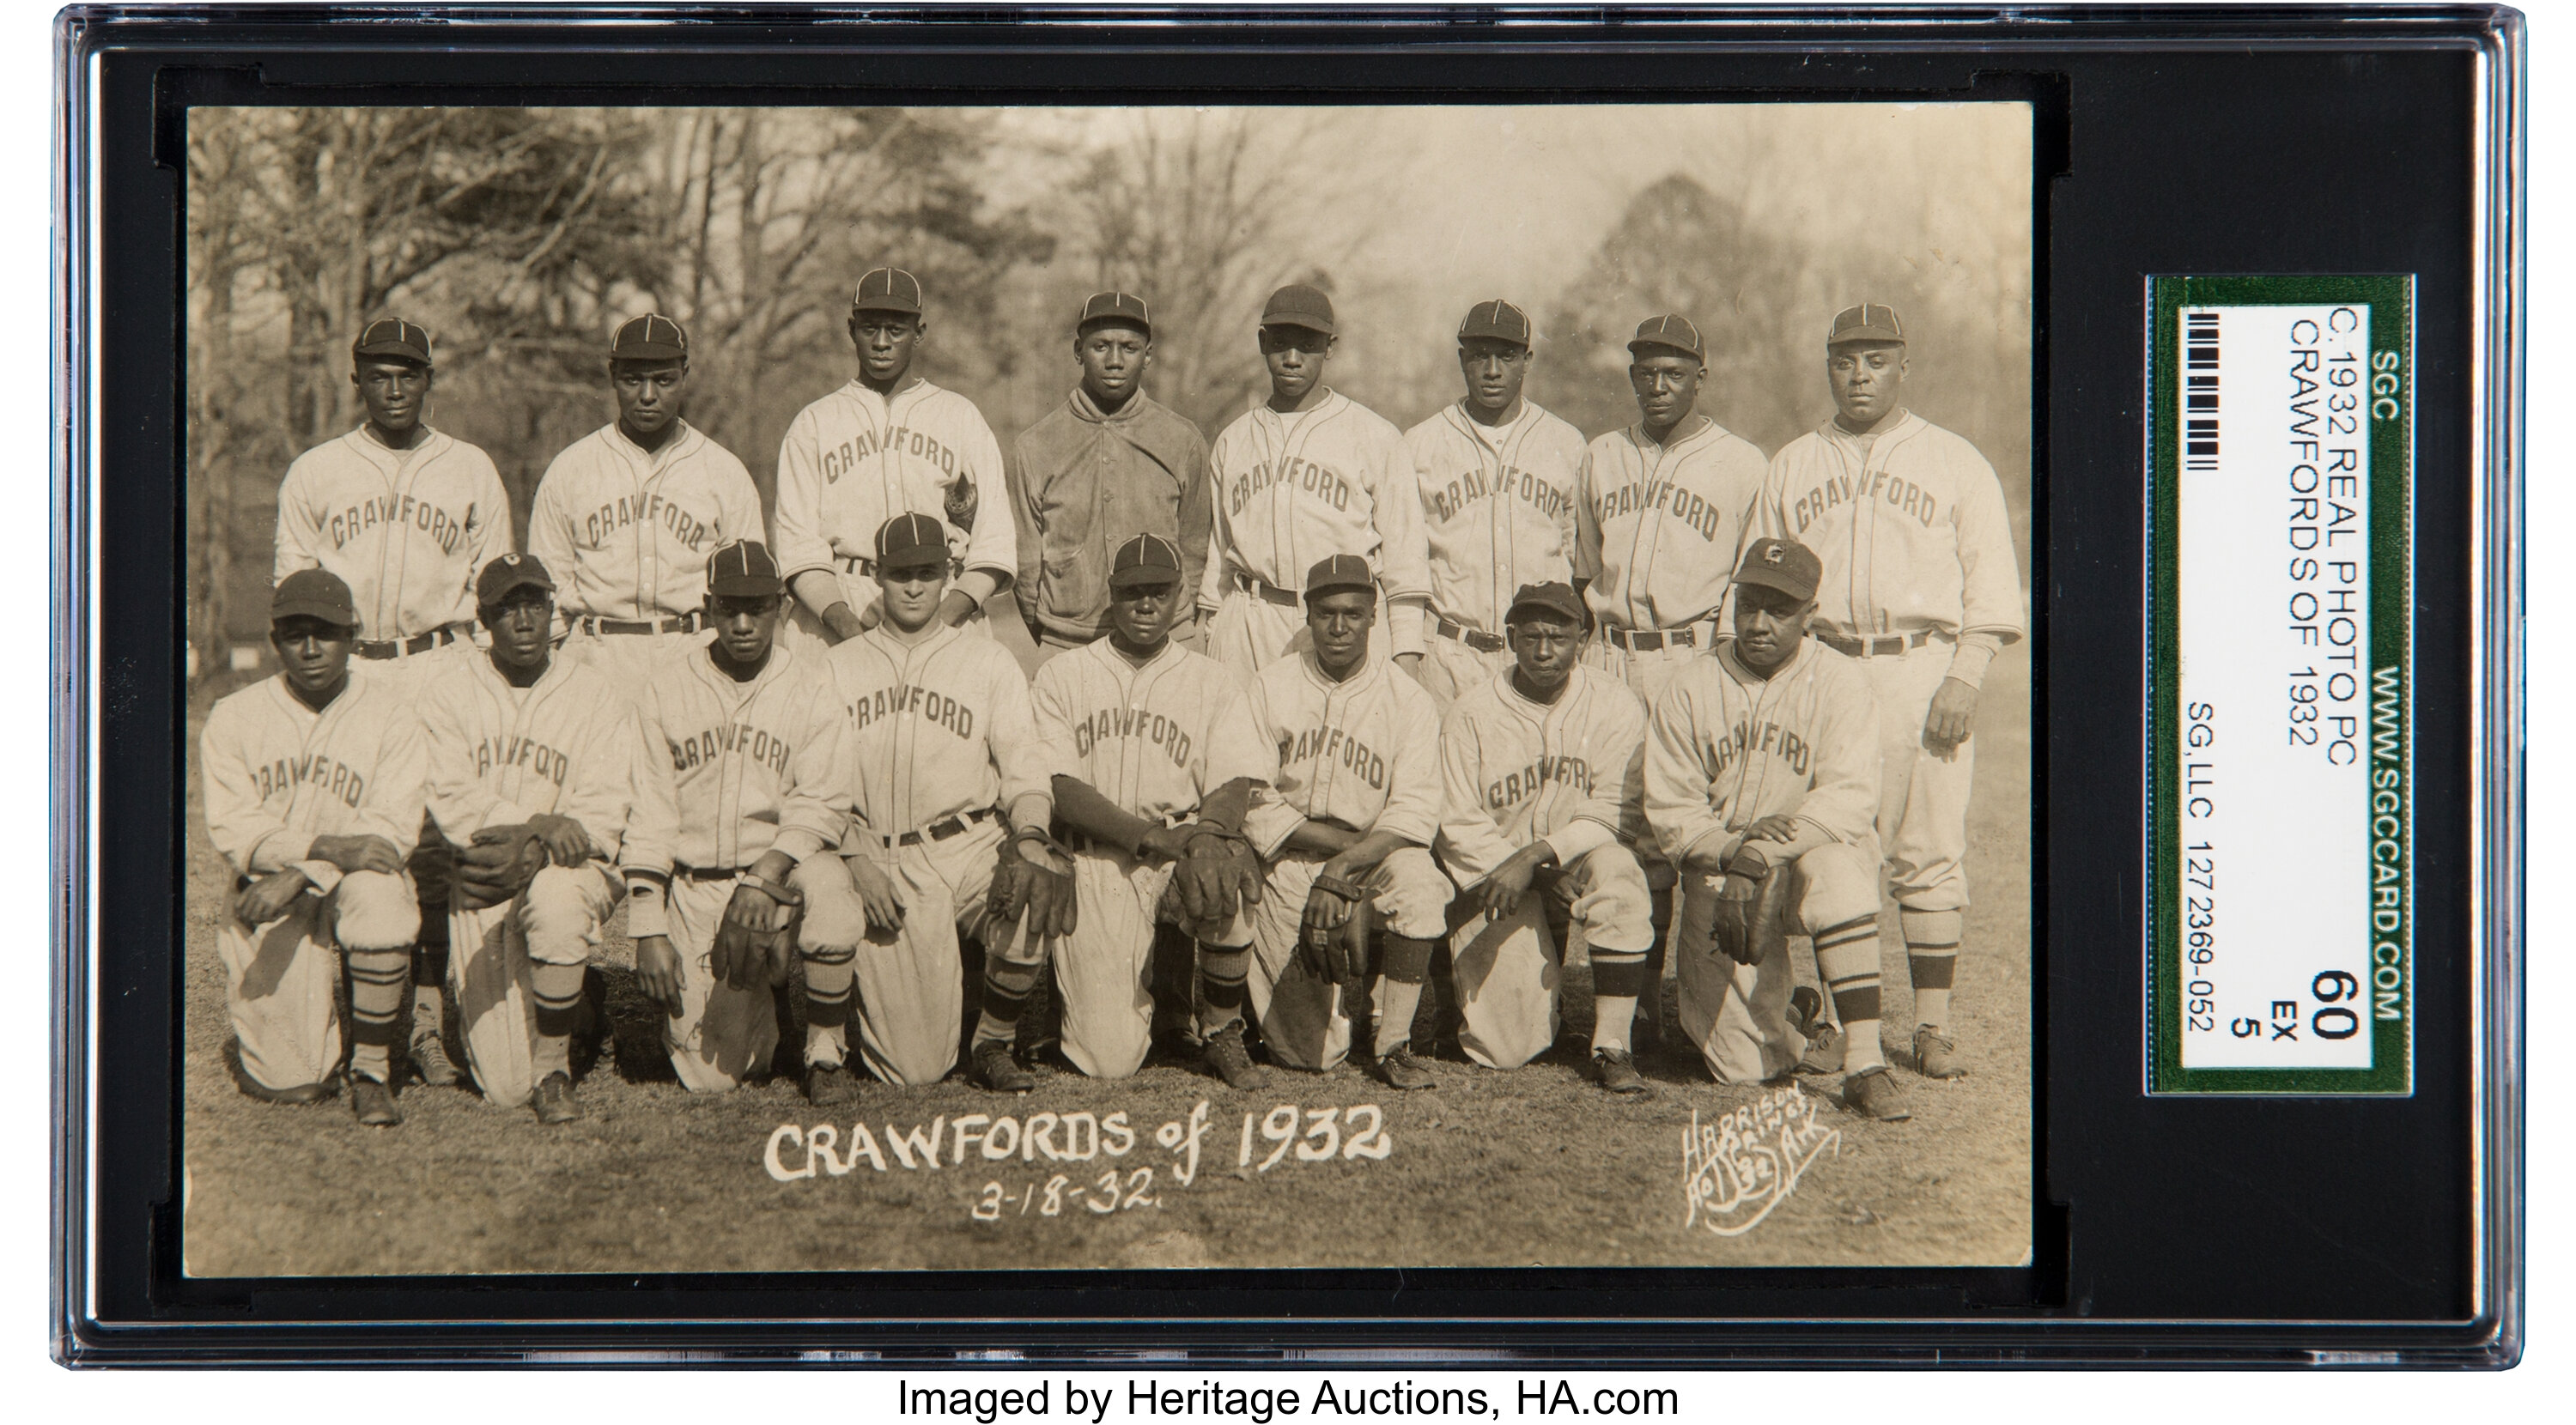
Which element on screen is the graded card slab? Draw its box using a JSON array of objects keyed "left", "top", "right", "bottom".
[{"left": 2148, "top": 275, "right": 2415, "bottom": 1095}]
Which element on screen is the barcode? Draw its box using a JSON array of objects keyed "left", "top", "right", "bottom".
[{"left": 2184, "top": 309, "right": 2220, "bottom": 470}]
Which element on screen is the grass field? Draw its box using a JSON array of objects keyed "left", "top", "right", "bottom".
[{"left": 179, "top": 643, "right": 2030, "bottom": 1276}]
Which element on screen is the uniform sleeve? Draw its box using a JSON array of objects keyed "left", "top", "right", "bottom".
[
  {"left": 714, "top": 447, "right": 766, "bottom": 550},
  {"left": 199, "top": 701, "right": 302, "bottom": 876},
  {"left": 1200, "top": 678, "right": 1276, "bottom": 793},
  {"left": 462, "top": 450, "right": 513, "bottom": 602},
  {"left": 1435, "top": 703, "right": 1519, "bottom": 885},
  {"left": 355, "top": 707, "right": 429, "bottom": 856},
  {"left": 420, "top": 681, "right": 501, "bottom": 839},
  {"left": 771, "top": 405, "right": 834, "bottom": 582},
  {"left": 1544, "top": 683, "right": 1646, "bottom": 866},
  {"left": 1234, "top": 675, "right": 1300, "bottom": 856},
  {"left": 1198, "top": 425, "right": 1235, "bottom": 615},
  {"left": 1790, "top": 664, "right": 1882, "bottom": 846},
  {"left": 1367, "top": 424, "right": 1431, "bottom": 658},
  {"left": 1750, "top": 446, "right": 1794, "bottom": 543},
  {"left": 565, "top": 699, "right": 640, "bottom": 863},
  {"left": 1951, "top": 441, "right": 2025, "bottom": 643},
  {"left": 1570, "top": 444, "right": 1603, "bottom": 584},
  {"left": 272, "top": 454, "right": 324, "bottom": 581},
  {"left": 1027, "top": 657, "right": 1083, "bottom": 781},
  {"left": 768, "top": 678, "right": 850, "bottom": 864},
  {"left": 526, "top": 454, "right": 580, "bottom": 609},
  {"left": 1176, "top": 422, "right": 1215, "bottom": 620},
  {"left": 1372, "top": 682, "right": 1444, "bottom": 846},
  {"left": 957, "top": 407, "right": 1017, "bottom": 591},
  {"left": 617, "top": 682, "right": 679, "bottom": 935},
  {"left": 1551, "top": 424, "right": 1585, "bottom": 555},
  {"left": 1643, "top": 672, "right": 1728, "bottom": 867},
  {"left": 984, "top": 654, "right": 1054, "bottom": 816},
  {"left": 1006, "top": 425, "right": 1046, "bottom": 627}
]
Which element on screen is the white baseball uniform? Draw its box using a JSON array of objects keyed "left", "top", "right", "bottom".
[
  {"left": 619, "top": 643, "right": 856, "bottom": 1093},
  {"left": 1749, "top": 411, "right": 2023, "bottom": 915},
  {"left": 1404, "top": 400, "right": 1588, "bottom": 704},
  {"left": 1224, "top": 652, "right": 1452, "bottom": 1070},
  {"left": 527, "top": 420, "right": 764, "bottom": 691},
  {"left": 772, "top": 378, "right": 1013, "bottom": 652},
  {"left": 1571, "top": 418, "right": 1769, "bottom": 704},
  {"left": 199, "top": 671, "right": 428, "bottom": 1092},
  {"left": 1643, "top": 638, "right": 1882, "bottom": 1083},
  {"left": 1200, "top": 391, "right": 1432, "bottom": 676},
  {"left": 1029, "top": 637, "right": 1276, "bottom": 1077},
  {"left": 814, "top": 622, "right": 1052, "bottom": 1086},
  {"left": 419, "top": 652, "right": 638, "bottom": 1108},
  {"left": 1436, "top": 664, "right": 1656, "bottom": 1069}
]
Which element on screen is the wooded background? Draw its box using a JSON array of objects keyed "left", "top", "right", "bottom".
[{"left": 187, "top": 104, "right": 2032, "bottom": 668}]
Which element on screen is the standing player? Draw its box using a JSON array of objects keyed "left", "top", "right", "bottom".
[
  {"left": 1643, "top": 538, "right": 1911, "bottom": 1120},
  {"left": 1748, "top": 305, "right": 2024, "bottom": 1079},
  {"left": 1571, "top": 314, "right": 1769, "bottom": 705},
  {"left": 1008, "top": 291, "right": 1214, "bottom": 661},
  {"left": 419, "top": 554, "right": 638, "bottom": 1122},
  {"left": 1014, "top": 534, "right": 1275, "bottom": 1083},
  {"left": 773, "top": 267, "right": 1016, "bottom": 652},
  {"left": 618, "top": 541, "right": 863, "bottom": 1095},
  {"left": 1404, "top": 300, "right": 1589, "bottom": 705},
  {"left": 527, "top": 314, "right": 765, "bottom": 691},
  {"left": 199, "top": 570, "right": 427, "bottom": 1126},
  {"left": 806, "top": 514, "right": 1066, "bottom": 1098},
  {"left": 1218, "top": 555, "right": 1452, "bottom": 1075},
  {"left": 1434, "top": 582, "right": 1661, "bottom": 1092},
  {"left": 1199, "top": 284, "right": 1431, "bottom": 681}
]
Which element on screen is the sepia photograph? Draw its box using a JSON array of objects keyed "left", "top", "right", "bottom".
[{"left": 179, "top": 100, "right": 2033, "bottom": 1275}]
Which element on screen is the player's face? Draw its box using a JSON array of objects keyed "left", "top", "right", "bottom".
[
  {"left": 850, "top": 312, "right": 923, "bottom": 385},
  {"left": 1828, "top": 343, "right": 1908, "bottom": 430},
  {"left": 611, "top": 360, "right": 688, "bottom": 440},
  {"left": 1458, "top": 338, "right": 1530, "bottom": 415},
  {"left": 709, "top": 594, "right": 784, "bottom": 664},
  {"left": 1259, "top": 325, "right": 1334, "bottom": 403},
  {"left": 1507, "top": 613, "right": 1583, "bottom": 694},
  {"left": 1107, "top": 579, "right": 1178, "bottom": 649},
  {"left": 1304, "top": 589, "right": 1376, "bottom": 674},
  {"left": 270, "top": 616, "right": 355, "bottom": 694},
  {"left": 1628, "top": 352, "right": 1703, "bottom": 428},
  {"left": 1732, "top": 584, "right": 1814, "bottom": 673},
  {"left": 878, "top": 557, "right": 948, "bottom": 633},
  {"left": 1077, "top": 324, "right": 1152, "bottom": 407},
  {"left": 353, "top": 359, "right": 431, "bottom": 437},
  {"left": 482, "top": 591, "right": 553, "bottom": 672}
]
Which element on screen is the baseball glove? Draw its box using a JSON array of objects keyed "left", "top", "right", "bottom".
[
  {"left": 1171, "top": 824, "right": 1264, "bottom": 924},
  {"left": 711, "top": 875, "right": 803, "bottom": 990},
  {"left": 1298, "top": 870, "right": 1373, "bottom": 985},
  {"left": 1707, "top": 845, "right": 1775, "bottom": 967},
  {"left": 452, "top": 823, "right": 550, "bottom": 912},
  {"left": 988, "top": 828, "right": 1078, "bottom": 939}
]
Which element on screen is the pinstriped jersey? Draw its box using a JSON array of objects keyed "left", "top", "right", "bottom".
[
  {"left": 1238, "top": 652, "right": 1444, "bottom": 855},
  {"left": 1200, "top": 390, "right": 1432, "bottom": 624},
  {"left": 772, "top": 378, "right": 1013, "bottom": 584},
  {"left": 419, "top": 652, "right": 638, "bottom": 859},
  {"left": 620, "top": 644, "right": 850, "bottom": 886},
  {"left": 1030, "top": 637, "right": 1273, "bottom": 825},
  {"left": 823, "top": 622, "right": 1051, "bottom": 840},
  {"left": 1571, "top": 419, "right": 1768, "bottom": 633},
  {"left": 1436, "top": 664, "right": 1649, "bottom": 885},
  {"left": 527, "top": 421, "right": 764, "bottom": 622},
  {"left": 1405, "top": 400, "right": 1588, "bottom": 635},
  {"left": 273, "top": 426, "right": 513, "bottom": 640},
  {"left": 1642, "top": 639, "right": 1880, "bottom": 868},
  {"left": 200, "top": 671, "right": 429, "bottom": 887}
]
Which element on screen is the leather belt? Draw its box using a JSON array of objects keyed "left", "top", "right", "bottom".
[
  {"left": 868, "top": 805, "right": 998, "bottom": 849},
  {"left": 1231, "top": 570, "right": 1303, "bottom": 609},
  {"left": 1601, "top": 621, "right": 1715, "bottom": 653},
  {"left": 834, "top": 555, "right": 878, "bottom": 577},
  {"left": 1817, "top": 628, "right": 1953, "bottom": 659},
  {"left": 1434, "top": 618, "right": 1507, "bottom": 653},
  {"left": 578, "top": 613, "right": 703, "bottom": 637},
  {"left": 355, "top": 626, "right": 464, "bottom": 660},
  {"left": 671, "top": 864, "right": 744, "bottom": 882}
]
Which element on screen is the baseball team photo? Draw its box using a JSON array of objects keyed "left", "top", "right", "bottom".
[{"left": 179, "top": 101, "right": 2035, "bottom": 1275}]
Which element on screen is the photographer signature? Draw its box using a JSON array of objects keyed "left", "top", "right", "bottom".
[{"left": 1680, "top": 1087, "right": 1841, "bottom": 1237}]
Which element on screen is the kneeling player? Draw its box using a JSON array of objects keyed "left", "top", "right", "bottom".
[
  {"left": 1643, "top": 539, "right": 1909, "bottom": 1119},
  {"left": 199, "top": 570, "right": 428, "bottom": 1126},
  {"left": 1435, "top": 582, "right": 1662, "bottom": 1092},
  {"left": 420, "top": 554, "right": 638, "bottom": 1122},
  {"left": 620, "top": 541, "right": 864, "bottom": 1095},
  {"left": 1219, "top": 555, "right": 1452, "bottom": 1076}
]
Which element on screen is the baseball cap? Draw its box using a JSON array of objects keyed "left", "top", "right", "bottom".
[
  {"left": 271, "top": 568, "right": 358, "bottom": 628},
  {"left": 1109, "top": 533, "right": 1183, "bottom": 588},
  {"left": 1505, "top": 581, "right": 1588, "bottom": 630},
  {"left": 352, "top": 318, "right": 433, "bottom": 366},
  {"left": 1303, "top": 553, "right": 1376, "bottom": 601},
  {"left": 611, "top": 312, "right": 690, "bottom": 361},
  {"left": 1261, "top": 283, "right": 1337, "bottom": 337},
  {"left": 476, "top": 552, "right": 556, "bottom": 606},
  {"left": 873, "top": 512, "right": 950, "bottom": 571},
  {"left": 1827, "top": 302, "right": 1906, "bottom": 348},
  {"left": 1627, "top": 314, "right": 1704, "bottom": 361},
  {"left": 1733, "top": 537, "right": 1824, "bottom": 603},
  {"left": 1457, "top": 299, "right": 1533, "bottom": 348},
  {"left": 706, "top": 540, "right": 786, "bottom": 597},
  {"left": 853, "top": 267, "right": 925, "bottom": 316},
  {"left": 1078, "top": 290, "right": 1152, "bottom": 338}
]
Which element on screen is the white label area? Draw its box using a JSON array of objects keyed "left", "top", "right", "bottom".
[{"left": 2175, "top": 304, "right": 2374, "bottom": 1069}]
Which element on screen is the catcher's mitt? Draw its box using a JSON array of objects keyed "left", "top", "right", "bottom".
[
  {"left": 712, "top": 874, "right": 802, "bottom": 990},
  {"left": 1707, "top": 846, "right": 1776, "bottom": 967},
  {"left": 452, "top": 823, "right": 550, "bottom": 911},
  {"left": 1171, "top": 823, "right": 1263, "bottom": 923},
  {"left": 988, "top": 828, "right": 1078, "bottom": 939}
]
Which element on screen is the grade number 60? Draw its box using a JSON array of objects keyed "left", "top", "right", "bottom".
[{"left": 2311, "top": 970, "right": 2362, "bottom": 1040}]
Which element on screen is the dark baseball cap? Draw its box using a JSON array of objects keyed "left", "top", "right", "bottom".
[
  {"left": 854, "top": 267, "right": 924, "bottom": 316},
  {"left": 1628, "top": 313, "right": 1704, "bottom": 361},
  {"left": 707, "top": 540, "right": 785, "bottom": 597},
  {"left": 1261, "top": 283, "right": 1336, "bottom": 337},
  {"left": 1827, "top": 302, "right": 1905, "bottom": 348},
  {"left": 1109, "top": 533, "right": 1183, "bottom": 587},
  {"left": 611, "top": 312, "right": 690, "bottom": 361},
  {"left": 1078, "top": 290, "right": 1152, "bottom": 337},
  {"left": 1457, "top": 299, "right": 1533, "bottom": 348},
  {"left": 352, "top": 318, "right": 433, "bottom": 366},
  {"left": 271, "top": 568, "right": 358, "bottom": 628},
  {"left": 476, "top": 552, "right": 556, "bottom": 606},
  {"left": 1505, "top": 581, "right": 1589, "bottom": 630},
  {"left": 874, "top": 512, "right": 949, "bottom": 571},
  {"left": 1303, "top": 553, "right": 1376, "bottom": 601},
  {"left": 1733, "top": 537, "right": 1824, "bottom": 603}
]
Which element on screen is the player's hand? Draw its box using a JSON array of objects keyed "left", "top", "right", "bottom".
[
  {"left": 1476, "top": 844, "right": 1553, "bottom": 920},
  {"left": 310, "top": 833, "right": 406, "bottom": 876},
  {"left": 714, "top": 881, "right": 800, "bottom": 989},
  {"left": 846, "top": 856, "right": 907, "bottom": 934},
  {"left": 1923, "top": 676, "right": 1980, "bottom": 754},
  {"left": 525, "top": 812, "right": 595, "bottom": 867},
  {"left": 1136, "top": 823, "right": 1193, "bottom": 867},
  {"left": 1741, "top": 813, "right": 1801, "bottom": 845},
  {"left": 234, "top": 868, "right": 313, "bottom": 927},
  {"left": 633, "top": 934, "right": 685, "bottom": 1016},
  {"left": 1708, "top": 846, "right": 1771, "bottom": 966},
  {"left": 1394, "top": 651, "right": 1425, "bottom": 682}
]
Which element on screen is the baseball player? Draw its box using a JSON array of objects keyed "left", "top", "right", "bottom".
[
  {"left": 1019, "top": 534, "right": 1276, "bottom": 1083},
  {"left": 1643, "top": 537, "right": 1911, "bottom": 1120},
  {"left": 805, "top": 513, "right": 1067, "bottom": 1098},
  {"left": 1200, "top": 284, "right": 1432, "bottom": 682},
  {"left": 1747, "top": 304, "right": 2024, "bottom": 1080},
  {"left": 1218, "top": 555, "right": 1452, "bottom": 1075},
  {"left": 417, "top": 553, "right": 638, "bottom": 1122},
  {"left": 527, "top": 314, "right": 765, "bottom": 692},
  {"left": 773, "top": 267, "right": 1015, "bottom": 653},
  {"left": 1403, "top": 300, "right": 1589, "bottom": 706},
  {"left": 618, "top": 540, "right": 864, "bottom": 1095},
  {"left": 1434, "top": 582, "right": 1662, "bottom": 1092},
  {"left": 272, "top": 317, "right": 511, "bottom": 1090},
  {"left": 1571, "top": 314, "right": 1770, "bottom": 706},
  {"left": 198, "top": 569, "right": 428, "bottom": 1127}
]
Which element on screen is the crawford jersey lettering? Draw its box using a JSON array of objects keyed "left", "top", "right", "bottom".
[
  {"left": 667, "top": 720, "right": 795, "bottom": 775},
  {"left": 250, "top": 753, "right": 367, "bottom": 809},
  {"left": 471, "top": 734, "right": 571, "bottom": 786},
  {"left": 1784, "top": 468, "right": 1942, "bottom": 537},
  {"left": 1708, "top": 719, "right": 1814, "bottom": 779},
  {"left": 1427, "top": 462, "right": 1574, "bottom": 527},
  {"left": 1592, "top": 476, "right": 1730, "bottom": 543},
  {"left": 1279, "top": 723, "right": 1388, "bottom": 792},
  {"left": 1230, "top": 454, "right": 1352, "bottom": 516},
  {"left": 1072, "top": 705, "right": 1195, "bottom": 769},
  {"left": 847, "top": 680, "right": 978, "bottom": 743},
  {"left": 820, "top": 425, "right": 963, "bottom": 482},
  {"left": 580, "top": 490, "right": 719, "bottom": 553},
  {"left": 325, "top": 493, "right": 471, "bottom": 557},
  {"left": 1486, "top": 754, "right": 1595, "bottom": 813}
]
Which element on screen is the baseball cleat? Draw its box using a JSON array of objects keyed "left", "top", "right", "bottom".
[
  {"left": 1591, "top": 1047, "right": 1650, "bottom": 1096},
  {"left": 408, "top": 1030, "right": 459, "bottom": 1088},
  {"left": 971, "top": 1039, "right": 1036, "bottom": 1095},
  {"left": 1788, "top": 986, "right": 1846, "bottom": 1074},
  {"left": 349, "top": 1076, "right": 403, "bottom": 1127},
  {"left": 1373, "top": 1046, "right": 1436, "bottom": 1091},
  {"left": 1201, "top": 1022, "right": 1269, "bottom": 1090},
  {"left": 241, "top": 1076, "right": 337, "bottom": 1107},
  {"left": 1912, "top": 1027, "right": 1965, "bottom": 1079},
  {"left": 1841, "top": 1064, "right": 1914, "bottom": 1121},
  {"left": 532, "top": 1070, "right": 582, "bottom": 1125},
  {"left": 805, "top": 1061, "right": 861, "bottom": 1107}
]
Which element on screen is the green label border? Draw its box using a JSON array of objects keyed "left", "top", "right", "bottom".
[{"left": 2146, "top": 274, "right": 2415, "bottom": 1095}]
